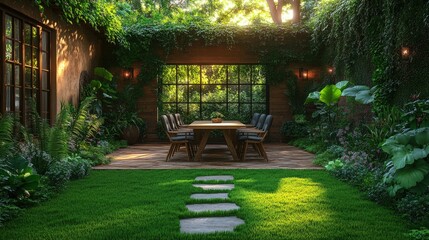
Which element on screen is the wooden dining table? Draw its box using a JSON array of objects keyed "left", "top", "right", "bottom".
[{"left": 187, "top": 120, "right": 246, "bottom": 161}]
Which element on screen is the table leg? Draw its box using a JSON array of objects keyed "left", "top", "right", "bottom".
[
  {"left": 194, "top": 129, "right": 211, "bottom": 161},
  {"left": 223, "top": 129, "right": 240, "bottom": 161}
]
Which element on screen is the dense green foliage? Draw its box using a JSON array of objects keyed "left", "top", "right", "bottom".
[
  {"left": 0, "top": 170, "right": 411, "bottom": 239},
  {"left": 311, "top": 0, "right": 429, "bottom": 108}
]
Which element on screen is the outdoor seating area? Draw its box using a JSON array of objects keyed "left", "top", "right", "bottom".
[
  {"left": 1, "top": 1, "right": 429, "bottom": 239},
  {"left": 160, "top": 113, "right": 273, "bottom": 162}
]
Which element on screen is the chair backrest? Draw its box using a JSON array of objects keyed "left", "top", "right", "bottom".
[
  {"left": 175, "top": 113, "right": 184, "bottom": 126},
  {"left": 261, "top": 115, "right": 273, "bottom": 132},
  {"left": 160, "top": 115, "right": 173, "bottom": 132},
  {"left": 255, "top": 114, "right": 266, "bottom": 129},
  {"left": 168, "top": 114, "right": 179, "bottom": 130},
  {"left": 250, "top": 113, "right": 260, "bottom": 126}
]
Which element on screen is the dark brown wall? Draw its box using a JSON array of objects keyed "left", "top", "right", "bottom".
[
  {"left": 1, "top": 0, "right": 103, "bottom": 116},
  {"left": 128, "top": 42, "right": 321, "bottom": 142}
]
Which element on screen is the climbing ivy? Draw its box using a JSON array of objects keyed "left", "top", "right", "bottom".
[{"left": 310, "top": 0, "right": 429, "bottom": 111}]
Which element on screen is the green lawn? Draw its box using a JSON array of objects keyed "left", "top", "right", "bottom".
[{"left": 0, "top": 169, "right": 411, "bottom": 240}]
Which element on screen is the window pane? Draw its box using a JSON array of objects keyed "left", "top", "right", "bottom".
[
  {"left": 228, "top": 65, "right": 238, "bottom": 84},
  {"left": 177, "top": 65, "right": 187, "bottom": 84},
  {"left": 6, "top": 39, "right": 12, "bottom": 60},
  {"left": 42, "top": 71, "right": 49, "bottom": 90},
  {"left": 160, "top": 104, "right": 175, "bottom": 115},
  {"left": 239, "top": 85, "right": 251, "bottom": 102},
  {"left": 25, "top": 46, "right": 31, "bottom": 65},
  {"left": 202, "top": 85, "right": 226, "bottom": 102},
  {"left": 240, "top": 104, "right": 252, "bottom": 118},
  {"left": 161, "top": 65, "right": 176, "bottom": 84},
  {"left": 42, "top": 52, "right": 48, "bottom": 69},
  {"left": 24, "top": 24, "right": 31, "bottom": 44},
  {"left": 161, "top": 85, "right": 176, "bottom": 102},
  {"left": 228, "top": 86, "right": 239, "bottom": 102},
  {"left": 6, "top": 63, "right": 12, "bottom": 85},
  {"left": 240, "top": 65, "right": 251, "bottom": 84},
  {"left": 188, "top": 104, "right": 200, "bottom": 120},
  {"left": 14, "top": 18, "right": 21, "bottom": 40},
  {"left": 15, "top": 88, "right": 20, "bottom": 111},
  {"left": 32, "top": 26, "right": 39, "bottom": 46},
  {"left": 32, "top": 48, "right": 38, "bottom": 67},
  {"left": 14, "top": 65, "right": 21, "bottom": 86},
  {"left": 14, "top": 42, "right": 21, "bottom": 62},
  {"left": 42, "top": 91, "right": 49, "bottom": 112},
  {"left": 253, "top": 104, "right": 266, "bottom": 114},
  {"left": 189, "top": 85, "right": 200, "bottom": 102},
  {"left": 6, "top": 87, "right": 11, "bottom": 111},
  {"left": 253, "top": 65, "right": 265, "bottom": 84},
  {"left": 42, "top": 31, "right": 49, "bottom": 51},
  {"left": 177, "top": 104, "right": 187, "bottom": 115},
  {"left": 25, "top": 67, "right": 32, "bottom": 86},
  {"left": 177, "top": 85, "right": 188, "bottom": 102},
  {"left": 5, "top": 15, "right": 12, "bottom": 37},
  {"left": 188, "top": 65, "right": 199, "bottom": 84},
  {"left": 252, "top": 85, "right": 266, "bottom": 102},
  {"left": 33, "top": 69, "right": 39, "bottom": 88}
]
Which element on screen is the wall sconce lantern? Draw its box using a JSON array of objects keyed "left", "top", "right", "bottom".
[
  {"left": 299, "top": 68, "right": 308, "bottom": 80},
  {"left": 123, "top": 67, "right": 133, "bottom": 80},
  {"left": 328, "top": 67, "right": 334, "bottom": 74},
  {"left": 401, "top": 47, "right": 410, "bottom": 60}
]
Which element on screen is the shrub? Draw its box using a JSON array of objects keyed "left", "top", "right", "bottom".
[
  {"left": 0, "top": 156, "right": 41, "bottom": 201},
  {"left": 66, "top": 155, "right": 91, "bottom": 180},
  {"left": 44, "top": 160, "right": 72, "bottom": 190},
  {"left": 18, "top": 142, "right": 52, "bottom": 175},
  {"left": 396, "top": 192, "right": 429, "bottom": 224},
  {"left": 314, "top": 145, "right": 344, "bottom": 166},
  {"left": 280, "top": 117, "right": 309, "bottom": 141},
  {"left": 325, "top": 159, "right": 344, "bottom": 172}
]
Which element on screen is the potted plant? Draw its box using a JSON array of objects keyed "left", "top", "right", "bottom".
[{"left": 210, "top": 112, "right": 224, "bottom": 123}]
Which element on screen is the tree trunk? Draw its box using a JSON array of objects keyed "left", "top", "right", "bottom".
[
  {"left": 266, "top": 0, "right": 283, "bottom": 25},
  {"left": 291, "top": 0, "right": 301, "bottom": 23}
]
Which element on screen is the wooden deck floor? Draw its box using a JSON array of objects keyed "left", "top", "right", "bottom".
[{"left": 94, "top": 143, "right": 321, "bottom": 170}]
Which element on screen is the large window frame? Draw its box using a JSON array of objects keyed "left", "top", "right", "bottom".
[
  {"left": 159, "top": 64, "right": 269, "bottom": 122},
  {"left": 0, "top": 5, "right": 54, "bottom": 124}
]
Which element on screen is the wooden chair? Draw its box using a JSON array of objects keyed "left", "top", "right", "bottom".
[
  {"left": 237, "top": 113, "right": 266, "bottom": 136},
  {"left": 160, "top": 115, "right": 194, "bottom": 161},
  {"left": 174, "top": 113, "right": 188, "bottom": 127},
  {"left": 168, "top": 113, "right": 193, "bottom": 135},
  {"left": 237, "top": 115, "right": 273, "bottom": 162},
  {"left": 244, "top": 113, "right": 260, "bottom": 127}
]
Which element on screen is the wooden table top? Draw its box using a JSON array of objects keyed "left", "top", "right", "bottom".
[{"left": 188, "top": 121, "right": 246, "bottom": 130}]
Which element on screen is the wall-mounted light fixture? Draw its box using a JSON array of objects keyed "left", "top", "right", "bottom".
[
  {"left": 401, "top": 47, "right": 410, "bottom": 60},
  {"left": 299, "top": 68, "right": 308, "bottom": 80},
  {"left": 123, "top": 67, "right": 133, "bottom": 80},
  {"left": 327, "top": 67, "right": 334, "bottom": 74}
]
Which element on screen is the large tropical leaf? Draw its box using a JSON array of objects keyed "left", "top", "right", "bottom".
[
  {"left": 342, "top": 85, "right": 369, "bottom": 97},
  {"left": 391, "top": 147, "right": 428, "bottom": 169},
  {"left": 319, "top": 85, "right": 341, "bottom": 106},
  {"left": 94, "top": 67, "right": 113, "bottom": 81},
  {"left": 305, "top": 91, "right": 320, "bottom": 104},
  {"left": 415, "top": 128, "right": 429, "bottom": 145},
  {"left": 342, "top": 85, "right": 375, "bottom": 104},
  {"left": 335, "top": 80, "right": 350, "bottom": 90},
  {"left": 394, "top": 159, "right": 429, "bottom": 188}
]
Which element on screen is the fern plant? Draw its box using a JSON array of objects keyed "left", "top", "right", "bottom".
[{"left": 0, "top": 114, "right": 14, "bottom": 159}]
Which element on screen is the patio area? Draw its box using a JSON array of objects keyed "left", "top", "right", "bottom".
[{"left": 94, "top": 143, "right": 320, "bottom": 169}]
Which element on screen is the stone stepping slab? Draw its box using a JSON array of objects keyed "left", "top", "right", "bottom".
[
  {"left": 193, "top": 184, "right": 234, "bottom": 190},
  {"left": 190, "top": 193, "right": 229, "bottom": 200},
  {"left": 195, "top": 175, "right": 234, "bottom": 181},
  {"left": 186, "top": 203, "right": 240, "bottom": 213},
  {"left": 180, "top": 216, "right": 245, "bottom": 234}
]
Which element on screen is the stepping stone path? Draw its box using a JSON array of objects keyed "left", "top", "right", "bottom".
[{"left": 180, "top": 175, "right": 245, "bottom": 234}]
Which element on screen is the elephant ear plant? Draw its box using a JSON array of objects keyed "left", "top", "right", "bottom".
[{"left": 382, "top": 98, "right": 429, "bottom": 196}]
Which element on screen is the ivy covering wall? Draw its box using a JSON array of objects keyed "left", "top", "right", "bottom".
[{"left": 311, "top": 0, "right": 429, "bottom": 108}]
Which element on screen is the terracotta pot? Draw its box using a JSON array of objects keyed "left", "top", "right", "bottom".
[
  {"left": 121, "top": 125, "right": 140, "bottom": 145},
  {"left": 211, "top": 118, "right": 222, "bottom": 123}
]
